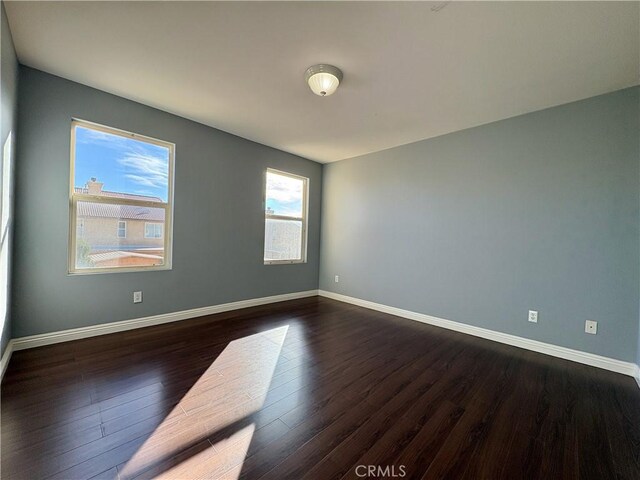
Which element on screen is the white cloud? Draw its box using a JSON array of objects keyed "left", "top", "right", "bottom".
[
  {"left": 78, "top": 126, "right": 169, "bottom": 190},
  {"left": 77, "top": 127, "right": 131, "bottom": 148},
  {"left": 266, "top": 173, "right": 303, "bottom": 203},
  {"left": 118, "top": 153, "right": 168, "bottom": 189}
]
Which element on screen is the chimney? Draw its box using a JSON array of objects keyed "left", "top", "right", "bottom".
[{"left": 86, "top": 177, "right": 103, "bottom": 195}]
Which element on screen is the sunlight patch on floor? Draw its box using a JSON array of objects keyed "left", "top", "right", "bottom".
[
  {"left": 119, "top": 325, "right": 289, "bottom": 479},
  {"left": 154, "top": 423, "right": 256, "bottom": 480}
]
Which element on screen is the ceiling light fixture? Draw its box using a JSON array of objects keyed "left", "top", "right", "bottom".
[{"left": 304, "top": 64, "right": 343, "bottom": 97}]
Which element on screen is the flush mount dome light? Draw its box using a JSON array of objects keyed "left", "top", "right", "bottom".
[{"left": 304, "top": 64, "right": 343, "bottom": 96}]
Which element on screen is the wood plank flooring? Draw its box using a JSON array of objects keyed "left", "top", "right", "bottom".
[{"left": 2, "top": 296, "right": 639, "bottom": 479}]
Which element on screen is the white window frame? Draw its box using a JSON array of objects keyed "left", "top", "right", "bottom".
[
  {"left": 117, "top": 221, "right": 127, "bottom": 239},
  {"left": 68, "top": 119, "right": 175, "bottom": 274},
  {"left": 264, "top": 168, "right": 308, "bottom": 265},
  {"left": 144, "top": 222, "right": 163, "bottom": 239}
]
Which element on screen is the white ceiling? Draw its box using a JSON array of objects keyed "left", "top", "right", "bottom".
[{"left": 5, "top": 1, "right": 639, "bottom": 163}]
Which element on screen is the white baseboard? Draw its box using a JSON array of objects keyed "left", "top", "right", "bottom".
[
  {"left": 8, "top": 290, "right": 319, "bottom": 353},
  {"left": 0, "top": 339, "right": 14, "bottom": 381},
  {"left": 3, "top": 288, "right": 639, "bottom": 389},
  {"left": 318, "top": 290, "right": 639, "bottom": 379}
]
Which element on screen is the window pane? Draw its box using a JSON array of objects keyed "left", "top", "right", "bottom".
[
  {"left": 264, "top": 219, "right": 302, "bottom": 261},
  {"left": 265, "top": 171, "right": 303, "bottom": 218},
  {"left": 74, "top": 125, "right": 170, "bottom": 202},
  {"left": 2, "top": 132, "right": 12, "bottom": 237},
  {"left": 0, "top": 132, "right": 13, "bottom": 334},
  {"left": 145, "top": 223, "right": 163, "bottom": 238},
  {"left": 74, "top": 201, "right": 165, "bottom": 269}
]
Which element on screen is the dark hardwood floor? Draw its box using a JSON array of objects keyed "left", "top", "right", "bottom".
[{"left": 2, "top": 296, "right": 639, "bottom": 479}]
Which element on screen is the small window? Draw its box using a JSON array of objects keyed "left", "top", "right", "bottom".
[
  {"left": 144, "top": 223, "right": 163, "bottom": 239},
  {"left": 264, "top": 169, "right": 308, "bottom": 264},
  {"left": 69, "top": 120, "right": 174, "bottom": 274},
  {"left": 117, "top": 221, "right": 127, "bottom": 238}
]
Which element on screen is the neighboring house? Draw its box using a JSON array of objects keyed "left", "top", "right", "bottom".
[
  {"left": 76, "top": 179, "right": 165, "bottom": 267},
  {"left": 264, "top": 219, "right": 302, "bottom": 260}
]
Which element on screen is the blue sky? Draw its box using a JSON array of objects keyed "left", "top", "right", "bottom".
[
  {"left": 266, "top": 172, "right": 303, "bottom": 217},
  {"left": 75, "top": 126, "right": 303, "bottom": 213},
  {"left": 74, "top": 126, "right": 170, "bottom": 202}
]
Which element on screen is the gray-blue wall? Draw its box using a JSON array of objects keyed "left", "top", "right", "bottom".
[
  {"left": 8, "top": 66, "right": 640, "bottom": 366},
  {"left": 12, "top": 67, "right": 321, "bottom": 337},
  {"left": 1, "top": 3, "right": 18, "bottom": 356},
  {"left": 320, "top": 87, "right": 640, "bottom": 362}
]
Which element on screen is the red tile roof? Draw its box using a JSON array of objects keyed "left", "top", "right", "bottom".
[
  {"left": 77, "top": 203, "right": 164, "bottom": 221},
  {"left": 89, "top": 251, "right": 163, "bottom": 262},
  {"left": 75, "top": 188, "right": 165, "bottom": 221},
  {"left": 74, "top": 187, "right": 163, "bottom": 202}
]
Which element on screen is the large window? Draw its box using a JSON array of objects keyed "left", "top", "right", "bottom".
[
  {"left": 69, "top": 119, "right": 174, "bottom": 273},
  {"left": 264, "top": 169, "right": 308, "bottom": 264}
]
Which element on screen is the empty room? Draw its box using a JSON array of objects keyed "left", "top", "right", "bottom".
[{"left": 1, "top": 1, "right": 639, "bottom": 479}]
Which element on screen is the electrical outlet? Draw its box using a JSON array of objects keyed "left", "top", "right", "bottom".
[
  {"left": 335, "top": 275, "right": 339, "bottom": 283},
  {"left": 133, "top": 291, "right": 143, "bottom": 304},
  {"left": 585, "top": 320, "right": 597, "bottom": 335},
  {"left": 528, "top": 310, "right": 538, "bottom": 323}
]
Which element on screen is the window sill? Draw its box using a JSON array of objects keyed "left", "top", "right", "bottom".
[
  {"left": 264, "top": 260, "right": 306, "bottom": 265},
  {"left": 68, "top": 264, "right": 172, "bottom": 275}
]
